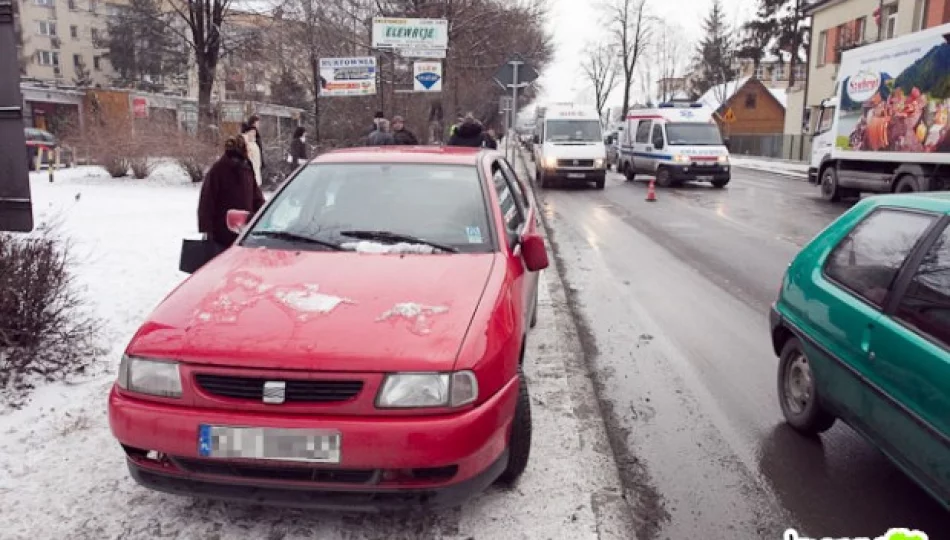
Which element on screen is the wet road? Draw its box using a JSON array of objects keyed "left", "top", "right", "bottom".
[{"left": 519, "top": 158, "right": 950, "bottom": 539}]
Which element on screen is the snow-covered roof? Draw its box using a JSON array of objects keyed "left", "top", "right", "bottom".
[{"left": 698, "top": 76, "right": 787, "bottom": 111}]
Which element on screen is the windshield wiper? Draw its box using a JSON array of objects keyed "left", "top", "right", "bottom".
[
  {"left": 339, "top": 230, "right": 459, "bottom": 253},
  {"left": 248, "top": 230, "right": 344, "bottom": 251}
]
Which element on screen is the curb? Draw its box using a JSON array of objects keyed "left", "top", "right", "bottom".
[{"left": 511, "top": 144, "right": 638, "bottom": 540}]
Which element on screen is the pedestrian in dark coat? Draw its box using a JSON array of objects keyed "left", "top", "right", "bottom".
[
  {"left": 447, "top": 115, "right": 494, "bottom": 148},
  {"left": 366, "top": 118, "right": 396, "bottom": 146},
  {"left": 198, "top": 135, "right": 265, "bottom": 249},
  {"left": 367, "top": 110, "right": 385, "bottom": 136},
  {"left": 288, "top": 126, "right": 309, "bottom": 167},
  {"left": 391, "top": 116, "right": 419, "bottom": 145}
]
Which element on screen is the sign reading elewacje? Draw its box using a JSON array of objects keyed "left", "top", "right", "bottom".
[
  {"left": 372, "top": 17, "right": 448, "bottom": 50},
  {"left": 318, "top": 57, "right": 377, "bottom": 97}
]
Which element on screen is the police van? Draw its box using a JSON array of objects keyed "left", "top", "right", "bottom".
[
  {"left": 618, "top": 102, "right": 731, "bottom": 188},
  {"left": 532, "top": 104, "right": 608, "bottom": 189}
]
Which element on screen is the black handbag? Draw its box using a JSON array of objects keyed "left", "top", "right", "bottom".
[{"left": 179, "top": 237, "right": 224, "bottom": 274}]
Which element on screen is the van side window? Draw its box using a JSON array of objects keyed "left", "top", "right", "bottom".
[
  {"left": 635, "top": 120, "right": 652, "bottom": 143},
  {"left": 651, "top": 124, "right": 664, "bottom": 146},
  {"left": 895, "top": 225, "right": 950, "bottom": 349},
  {"left": 824, "top": 209, "right": 936, "bottom": 308}
]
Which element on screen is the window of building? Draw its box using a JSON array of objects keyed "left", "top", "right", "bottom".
[
  {"left": 794, "top": 64, "right": 806, "bottom": 82},
  {"left": 817, "top": 31, "right": 828, "bottom": 67},
  {"left": 913, "top": 0, "right": 929, "bottom": 30},
  {"left": 754, "top": 64, "right": 765, "bottom": 80},
  {"left": 93, "top": 56, "right": 101, "bottom": 70},
  {"left": 744, "top": 92, "right": 757, "bottom": 109},
  {"left": 825, "top": 209, "right": 936, "bottom": 308},
  {"left": 36, "top": 51, "right": 60, "bottom": 66},
  {"left": 773, "top": 65, "right": 786, "bottom": 81},
  {"left": 37, "top": 21, "right": 57, "bottom": 36},
  {"left": 90, "top": 28, "right": 99, "bottom": 42},
  {"left": 884, "top": 5, "right": 899, "bottom": 39},
  {"left": 34, "top": 0, "right": 54, "bottom": 6},
  {"left": 73, "top": 54, "right": 82, "bottom": 67},
  {"left": 855, "top": 17, "right": 867, "bottom": 43},
  {"left": 89, "top": 0, "right": 98, "bottom": 12},
  {"left": 68, "top": 0, "right": 77, "bottom": 9},
  {"left": 70, "top": 25, "right": 78, "bottom": 39}
]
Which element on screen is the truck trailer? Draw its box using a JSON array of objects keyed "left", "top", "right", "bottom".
[{"left": 809, "top": 22, "right": 950, "bottom": 200}]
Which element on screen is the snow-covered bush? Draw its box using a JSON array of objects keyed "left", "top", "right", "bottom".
[
  {"left": 130, "top": 158, "right": 151, "bottom": 179},
  {"left": 0, "top": 225, "right": 101, "bottom": 406}
]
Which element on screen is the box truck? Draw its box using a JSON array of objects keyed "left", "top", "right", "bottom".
[{"left": 809, "top": 23, "right": 950, "bottom": 200}]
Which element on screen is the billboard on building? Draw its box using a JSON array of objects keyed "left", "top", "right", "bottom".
[{"left": 318, "top": 57, "right": 377, "bottom": 97}]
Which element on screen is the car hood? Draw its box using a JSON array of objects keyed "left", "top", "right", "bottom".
[{"left": 127, "top": 247, "right": 497, "bottom": 372}]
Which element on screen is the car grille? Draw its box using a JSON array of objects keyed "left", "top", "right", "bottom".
[
  {"left": 172, "top": 457, "right": 377, "bottom": 484},
  {"left": 557, "top": 159, "right": 594, "bottom": 167},
  {"left": 194, "top": 374, "right": 363, "bottom": 403}
]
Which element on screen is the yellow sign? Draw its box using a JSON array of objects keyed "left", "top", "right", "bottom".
[{"left": 723, "top": 108, "right": 736, "bottom": 123}]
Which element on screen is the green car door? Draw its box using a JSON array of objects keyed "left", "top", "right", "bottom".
[{"left": 865, "top": 220, "right": 950, "bottom": 505}]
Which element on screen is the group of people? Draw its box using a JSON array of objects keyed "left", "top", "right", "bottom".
[{"left": 365, "top": 110, "right": 499, "bottom": 149}]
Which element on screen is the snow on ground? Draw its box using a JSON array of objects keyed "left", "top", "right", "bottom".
[
  {"left": 730, "top": 156, "right": 809, "bottom": 180},
  {"left": 0, "top": 166, "right": 629, "bottom": 539}
]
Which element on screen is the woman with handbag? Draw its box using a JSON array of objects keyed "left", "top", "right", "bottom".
[{"left": 197, "top": 135, "right": 265, "bottom": 251}]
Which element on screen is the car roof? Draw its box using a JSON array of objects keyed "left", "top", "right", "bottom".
[
  {"left": 862, "top": 192, "right": 950, "bottom": 214},
  {"left": 314, "top": 146, "right": 497, "bottom": 166}
]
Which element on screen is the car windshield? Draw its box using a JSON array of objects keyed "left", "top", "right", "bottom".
[
  {"left": 665, "top": 123, "right": 724, "bottom": 146},
  {"left": 245, "top": 163, "right": 494, "bottom": 254},
  {"left": 545, "top": 120, "right": 602, "bottom": 142}
]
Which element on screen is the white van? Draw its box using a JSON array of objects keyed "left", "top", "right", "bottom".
[
  {"left": 532, "top": 104, "right": 608, "bottom": 189},
  {"left": 618, "top": 102, "right": 731, "bottom": 188}
]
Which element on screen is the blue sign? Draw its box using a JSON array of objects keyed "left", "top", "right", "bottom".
[{"left": 416, "top": 71, "right": 440, "bottom": 90}]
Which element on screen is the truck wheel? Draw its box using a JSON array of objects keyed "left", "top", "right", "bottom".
[
  {"left": 820, "top": 167, "right": 841, "bottom": 202},
  {"left": 624, "top": 163, "right": 635, "bottom": 181},
  {"left": 894, "top": 174, "right": 921, "bottom": 193},
  {"left": 539, "top": 171, "right": 549, "bottom": 189},
  {"left": 656, "top": 168, "right": 672, "bottom": 187},
  {"left": 595, "top": 177, "right": 605, "bottom": 189}
]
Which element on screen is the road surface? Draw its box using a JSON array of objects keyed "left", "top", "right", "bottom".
[{"left": 517, "top": 155, "right": 950, "bottom": 540}]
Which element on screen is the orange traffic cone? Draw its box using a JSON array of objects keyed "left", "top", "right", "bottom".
[{"left": 645, "top": 179, "right": 657, "bottom": 202}]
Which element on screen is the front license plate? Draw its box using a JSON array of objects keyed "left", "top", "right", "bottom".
[
  {"left": 696, "top": 175, "right": 714, "bottom": 181},
  {"left": 198, "top": 425, "right": 341, "bottom": 463},
  {"left": 567, "top": 173, "right": 585, "bottom": 179}
]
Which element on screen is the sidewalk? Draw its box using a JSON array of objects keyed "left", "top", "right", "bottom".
[{"left": 729, "top": 156, "right": 809, "bottom": 180}]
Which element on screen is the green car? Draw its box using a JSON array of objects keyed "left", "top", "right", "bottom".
[{"left": 770, "top": 193, "right": 950, "bottom": 509}]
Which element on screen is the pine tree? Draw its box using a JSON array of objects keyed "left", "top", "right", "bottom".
[
  {"left": 741, "top": 0, "right": 808, "bottom": 87},
  {"left": 73, "top": 57, "right": 93, "bottom": 87},
  {"left": 270, "top": 67, "right": 310, "bottom": 111},
  {"left": 105, "top": 0, "right": 187, "bottom": 89},
  {"left": 692, "top": 0, "right": 737, "bottom": 97}
]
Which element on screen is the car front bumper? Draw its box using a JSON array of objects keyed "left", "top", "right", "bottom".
[
  {"left": 109, "top": 375, "right": 520, "bottom": 510},
  {"left": 666, "top": 164, "right": 730, "bottom": 182},
  {"left": 540, "top": 168, "right": 607, "bottom": 183}
]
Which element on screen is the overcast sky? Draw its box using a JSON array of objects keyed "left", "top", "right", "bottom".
[{"left": 534, "top": 0, "right": 757, "bottom": 110}]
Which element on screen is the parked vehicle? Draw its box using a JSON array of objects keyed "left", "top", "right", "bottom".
[
  {"left": 770, "top": 193, "right": 950, "bottom": 509},
  {"left": 619, "top": 101, "right": 731, "bottom": 188},
  {"left": 108, "top": 146, "right": 550, "bottom": 510},
  {"left": 532, "top": 103, "right": 608, "bottom": 189},
  {"left": 24, "top": 128, "right": 73, "bottom": 170},
  {"left": 808, "top": 22, "right": 950, "bottom": 200}
]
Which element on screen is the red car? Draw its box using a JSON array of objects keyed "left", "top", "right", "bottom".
[{"left": 108, "top": 146, "right": 550, "bottom": 510}]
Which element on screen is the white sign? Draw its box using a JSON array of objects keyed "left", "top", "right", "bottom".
[
  {"left": 846, "top": 70, "right": 882, "bottom": 103},
  {"left": 413, "top": 61, "right": 442, "bottom": 93},
  {"left": 399, "top": 47, "right": 447, "bottom": 59},
  {"left": 318, "top": 57, "right": 377, "bottom": 97},
  {"left": 372, "top": 18, "right": 448, "bottom": 50}
]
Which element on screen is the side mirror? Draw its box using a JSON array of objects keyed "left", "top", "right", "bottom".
[
  {"left": 226, "top": 209, "right": 250, "bottom": 233},
  {"left": 520, "top": 232, "right": 549, "bottom": 272}
]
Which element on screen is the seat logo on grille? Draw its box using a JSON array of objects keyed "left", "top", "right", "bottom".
[{"left": 263, "top": 381, "right": 286, "bottom": 404}]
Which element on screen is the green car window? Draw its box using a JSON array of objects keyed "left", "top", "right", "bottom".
[
  {"left": 896, "top": 225, "right": 950, "bottom": 349},
  {"left": 825, "top": 209, "right": 936, "bottom": 308}
]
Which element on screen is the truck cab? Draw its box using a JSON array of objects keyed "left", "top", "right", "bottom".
[
  {"left": 808, "top": 96, "right": 838, "bottom": 184},
  {"left": 532, "top": 104, "right": 608, "bottom": 189}
]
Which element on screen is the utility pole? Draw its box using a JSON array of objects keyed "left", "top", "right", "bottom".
[{"left": 0, "top": 0, "right": 34, "bottom": 232}]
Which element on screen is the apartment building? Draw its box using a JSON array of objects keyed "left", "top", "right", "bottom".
[
  {"left": 786, "top": 0, "right": 950, "bottom": 135},
  {"left": 733, "top": 58, "right": 807, "bottom": 90}
]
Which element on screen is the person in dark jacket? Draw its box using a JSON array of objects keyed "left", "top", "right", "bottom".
[
  {"left": 366, "top": 118, "right": 396, "bottom": 146},
  {"left": 367, "top": 111, "right": 385, "bottom": 136},
  {"left": 288, "top": 126, "right": 309, "bottom": 168},
  {"left": 391, "top": 116, "right": 419, "bottom": 145},
  {"left": 447, "top": 115, "right": 495, "bottom": 148},
  {"left": 197, "top": 135, "right": 265, "bottom": 249}
]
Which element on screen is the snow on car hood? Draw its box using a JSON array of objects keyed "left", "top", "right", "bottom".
[{"left": 127, "top": 246, "right": 497, "bottom": 372}]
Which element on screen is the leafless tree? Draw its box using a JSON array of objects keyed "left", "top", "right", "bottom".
[
  {"left": 651, "top": 22, "right": 687, "bottom": 102},
  {"left": 580, "top": 41, "right": 619, "bottom": 125},
  {"left": 603, "top": 0, "right": 652, "bottom": 118}
]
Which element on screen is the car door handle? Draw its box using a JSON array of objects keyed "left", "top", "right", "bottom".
[{"left": 860, "top": 323, "right": 874, "bottom": 355}]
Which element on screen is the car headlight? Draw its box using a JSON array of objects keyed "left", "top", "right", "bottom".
[
  {"left": 673, "top": 154, "right": 690, "bottom": 164},
  {"left": 544, "top": 156, "right": 558, "bottom": 169},
  {"left": 117, "top": 355, "right": 182, "bottom": 398},
  {"left": 594, "top": 158, "right": 605, "bottom": 168},
  {"left": 376, "top": 371, "right": 478, "bottom": 408},
  {"left": 717, "top": 154, "right": 729, "bottom": 164}
]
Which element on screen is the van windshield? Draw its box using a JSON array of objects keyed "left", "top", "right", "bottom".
[
  {"left": 665, "top": 123, "right": 724, "bottom": 146},
  {"left": 546, "top": 120, "right": 602, "bottom": 142}
]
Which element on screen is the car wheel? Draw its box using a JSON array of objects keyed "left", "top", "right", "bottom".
[
  {"left": 656, "top": 167, "right": 672, "bottom": 187},
  {"left": 894, "top": 174, "right": 921, "bottom": 193},
  {"left": 624, "top": 164, "right": 635, "bottom": 181},
  {"left": 712, "top": 179, "right": 729, "bottom": 188},
  {"left": 777, "top": 338, "right": 835, "bottom": 435},
  {"left": 496, "top": 368, "right": 532, "bottom": 486},
  {"left": 595, "top": 177, "right": 605, "bottom": 189},
  {"left": 820, "top": 167, "right": 841, "bottom": 202},
  {"left": 539, "top": 171, "right": 548, "bottom": 189}
]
